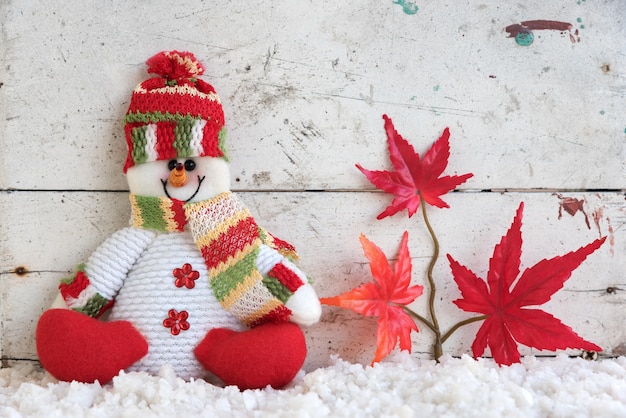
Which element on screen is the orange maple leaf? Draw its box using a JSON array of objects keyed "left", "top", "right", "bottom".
[
  {"left": 356, "top": 115, "right": 473, "bottom": 219},
  {"left": 321, "top": 232, "right": 424, "bottom": 364}
]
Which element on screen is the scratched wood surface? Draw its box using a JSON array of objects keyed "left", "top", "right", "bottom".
[{"left": 1, "top": 0, "right": 624, "bottom": 372}]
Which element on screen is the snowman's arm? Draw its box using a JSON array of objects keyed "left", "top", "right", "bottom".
[
  {"left": 58, "top": 227, "right": 155, "bottom": 317},
  {"left": 274, "top": 258, "right": 322, "bottom": 327},
  {"left": 257, "top": 232, "right": 321, "bottom": 327}
]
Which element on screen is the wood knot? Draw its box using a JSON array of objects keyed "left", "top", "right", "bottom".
[
  {"left": 581, "top": 351, "right": 598, "bottom": 361},
  {"left": 13, "top": 266, "right": 29, "bottom": 276}
]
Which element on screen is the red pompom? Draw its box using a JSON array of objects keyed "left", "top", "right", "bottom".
[{"left": 146, "top": 50, "right": 205, "bottom": 80}]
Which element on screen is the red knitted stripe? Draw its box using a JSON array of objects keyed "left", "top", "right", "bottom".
[
  {"left": 268, "top": 263, "right": 304, "bottom": 292},
  {"left": 269, "top": 234, "right": 297, "bottom": 254},
  {"left": 96, "top": 299, "right": 115, "bottom": 319},
  {"left": 201, "top": 217, "right": 260, "bottom": 269},
  {"left": 129, "top": 90, "right": 224, "bottom": 122},
  {"left": 250, "top": 305, "right": 292, "bottom": 327},
  {"left": 123, "top": 123, "right": 141, "bottom": 172},
  {"left": 155, "top": 122, "right": 177, "bottom": 160},
  {"left": 170, "top": 199, "right": 187, "bottom": 231},
  {"left": 202, "top": 119, "right": 224, "bottom": 158},
  {"left": 59, "top": 271, "right": 90, "bottom": 300}
]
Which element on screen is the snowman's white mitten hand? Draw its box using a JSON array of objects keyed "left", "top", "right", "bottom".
[
  {"left": 285, "top": 283, "right": 321, "bottom": 326},
  {"left": 257, "top": 244, "right": 321, "bottom": 326},
  {"left": 49, "top": 293, "right": 69, "bottom": 310}
]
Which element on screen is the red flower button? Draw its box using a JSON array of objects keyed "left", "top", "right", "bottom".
[
  {"left": 163, "top": 309, "right": 190, "bottom": 335},
  {"left": 173, "top": 263, "right": 199, "bottom": 289}
]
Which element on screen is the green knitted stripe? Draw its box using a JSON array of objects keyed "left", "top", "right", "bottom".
[
  {"left": 133, "top": 195, "right": 168, "bottom": 231},
  {"left": 218, "top": 127, "right": 229, "bottom": 161},
  {"left": 257, "top": 227, "right": 267, "bottom": 242},
  {"left": 125, "top": 111, "right": 201, "bottom": 125},
  {"left": 72, "top": 293, "right": 110, "bottom": 317},
  {"left": 173, "top": 117, "right": 195, "bottom": 158},
  {"left": 130, "top": 126, "right": 148, "bottom": 165},
  {"left": 210, "top": 248, "right": 259, "bottom": 302},
  {"left": 262, "top": 276, "right": 293, "bottom": 303}
]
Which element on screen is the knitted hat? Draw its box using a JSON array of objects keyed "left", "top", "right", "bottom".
[{"left": 123, "top": 51, "right": 227, "bottom": 173}]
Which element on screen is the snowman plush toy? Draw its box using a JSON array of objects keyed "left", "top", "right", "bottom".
[{"left": 36, "top": 51, "right": 321, "bottom": 390}]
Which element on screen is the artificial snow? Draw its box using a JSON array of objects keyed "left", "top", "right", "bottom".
[{"left": 1, "top": 354, "right": 625, "bottom": 417}]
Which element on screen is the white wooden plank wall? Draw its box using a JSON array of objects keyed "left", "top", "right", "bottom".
[{"left": 1, "top": 0, "right": 624, "bottom": 372}]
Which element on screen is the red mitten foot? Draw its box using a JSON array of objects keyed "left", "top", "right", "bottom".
[
  {"left": 195, "top": 322, "right": 306, "bottom": 390},
  {"left": 36, "top": 309, "right": 148, "bottom": 384}
]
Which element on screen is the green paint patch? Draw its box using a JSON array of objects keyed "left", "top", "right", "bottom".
[
  {"left": 393, "top": 0, "right": 418, "bottom": 15},
  {"left": 433, "top": 85, "right": 440, "bottom": 92},
  {"left": 515, "top": 31, "right": 534, "bottom": 46}
]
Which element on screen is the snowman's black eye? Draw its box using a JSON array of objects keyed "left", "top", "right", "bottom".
[
  {"left": 184, "top": 160, "right": 196, "bottom": 171},
  {"left": 168, "top": 160, "right": 178, "bottom": 170}
]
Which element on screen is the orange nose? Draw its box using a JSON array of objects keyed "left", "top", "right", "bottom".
[{"left": 169, "top": 164, "right": 187, "bottom": 187}]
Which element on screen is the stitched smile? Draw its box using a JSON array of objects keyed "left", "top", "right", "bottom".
[{"left": 161, "top": 175, "right": 206, "bottom": 202}]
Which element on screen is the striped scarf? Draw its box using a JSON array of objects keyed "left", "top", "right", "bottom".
[
  {"left": 130, "top": 194, "right": 187, "bottom": 232},
  {"left": 129, "top": 192, "right": 298, "bottom": 327}
]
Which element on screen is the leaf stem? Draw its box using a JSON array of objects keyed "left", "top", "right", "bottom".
[
  {"left": 420, "top": 197, "right": 443, "bottom": 360},
  {"left": 402, "top": 306, "right": 437, "bottom": 334},
  {"left": 441, "top": 315, "right": 488, "bottom": 344}
]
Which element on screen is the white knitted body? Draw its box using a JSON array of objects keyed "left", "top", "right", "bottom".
[{"left": 98, "top": 229, "right": 243, "bottom": 380}]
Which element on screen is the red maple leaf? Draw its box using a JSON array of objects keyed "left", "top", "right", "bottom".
[
  {"left": 356, "top": 115, "right": 473, "bottom": 219},
  {"left": 320, "top": 232, "right": 424, "bottom": 364},
  {"left": 447, "top": 202, "right": 604, "bottom": 365}
]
